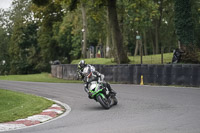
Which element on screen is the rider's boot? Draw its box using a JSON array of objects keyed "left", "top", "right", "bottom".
[
  {"left": 88, "top": 92, "right": 93, "bottom": 99},
  {"left": 106, "top": 83, "right": 116, "bottom": 96},
  {"left": 110, "top": 89, "right": 116, "bottom": 96}
]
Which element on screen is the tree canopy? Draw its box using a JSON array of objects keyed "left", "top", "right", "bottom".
[{"left": 0, "top": 0, "right": 200, "bottom": 74}]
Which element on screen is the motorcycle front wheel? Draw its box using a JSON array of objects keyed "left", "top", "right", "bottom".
[{"left": 97, "top": 95, "right": 110, "bottom": 109}]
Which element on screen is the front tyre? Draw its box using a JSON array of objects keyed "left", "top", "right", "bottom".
[{"left": 97, "top": 95, "right": 110, "bottom": 109}]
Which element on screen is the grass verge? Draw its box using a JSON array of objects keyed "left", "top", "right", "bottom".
[
  {"left": 71, "top": 53, "right": 173, "bottom": 65},
  {"left": 0, "top": 73, "right": 81, "bottom": 83},
  {"left": 0, "top": 89, "right": 54, "bottom": 123}
]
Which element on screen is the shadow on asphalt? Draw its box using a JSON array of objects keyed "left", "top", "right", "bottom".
[
  {"left": 83, "top": 104, "right": 119, "bottom": 111},
  {"left": 86, "top": 105, "right": 106, "bottom": 111}
]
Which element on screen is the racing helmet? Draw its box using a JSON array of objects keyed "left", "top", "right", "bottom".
[{"left": 78, "top": 60, "right": 86, "bottom": 69}]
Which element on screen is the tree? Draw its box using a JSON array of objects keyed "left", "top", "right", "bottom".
[
  {"left": 174, "top": 0, "right": 200, "bottom": 63},
  {"left": 191, "top": 0, "right": 200, "bottom": 46},
  {"left": 8, "top": 0, "right": 40, "bottom": 74},
  {"left": 64, "top": 0, "right": 129, "bottom": 64},
  {"left": 107, "top": 0, "right": 129, "bottom": 63},
  {"left": 32, "top": 0, "right": 64, "bottom": 71},
  {"left": 86, "top": 2, "right": 110, "bottom": 58},
  {"left": 0, "top": 26, "right": 10, "bottom": 75},
  {"left": 80, "top": 2, "right": 87, "bottom": 58},
  {"left": 3, "top": 0, "right": 198, "bottom": 75},
  {"left": 0, "top": 9, "right": 11, "bottom": 74},
  {"left": 123, "top": 0, "right": 160, "bottom": 55},
  {"left": 174, "top": 0, "right": 194, "bottom": 47}
]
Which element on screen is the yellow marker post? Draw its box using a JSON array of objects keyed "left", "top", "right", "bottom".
[{"left": 140, "top": 75, "right": 144, "bottom": 85}]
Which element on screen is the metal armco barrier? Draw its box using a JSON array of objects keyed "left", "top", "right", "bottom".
[{"left": 51, "top": 64, "right": 200, "bottom": 87}]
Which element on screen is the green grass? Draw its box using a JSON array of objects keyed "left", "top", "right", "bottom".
[
  {"left": 71, "top": 57, "right": 116, "bottom": 65},
  {"left": 0, "top": 89, "right": 54, "bottom": 123},
  {"left": 129, "top": 53, "right": 173, "bottom": 64},
  {"left": 71, "top": 53, "right": 173, "bottom": 65},
  {"left": 0, "top": 73, "right": 81, "bottom": 83}
]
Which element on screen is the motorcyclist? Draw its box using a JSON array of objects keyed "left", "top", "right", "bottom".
[
  {"left": 172, "top": 48, "right": 182, "bottom": 63},
  {"left": 77, "top": 60, "right": 95, "bottom": 80},
  {"left": 82, "top": 65, "right": 116, "bottom": 98}
]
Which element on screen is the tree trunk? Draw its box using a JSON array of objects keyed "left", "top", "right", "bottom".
[
  {"left": 81, "top": 2, "right": 87, "bottom": 58},
  {"left": 143, "top": 30, "right": 147, "bottom": 55},
  {"left": 107, "top": 0, "right": 129, "bottom": 64},
  {"left": 155, "top": 21, "right": 159, "bottom": 54},
  {"left": 150, "top": 29, "right": 156, "bottom": 54},
  {"left": 140, "top": 40, "right": 143, "bottom": 64},
  {"left": 106, "top": 10, "right": 112, "bottom": 58},
  {"left": 161, "top": 45, "right": 164, "bottom": 64},
  {"left": 134, "top": 40, "right": 139, "bottom": 56}
]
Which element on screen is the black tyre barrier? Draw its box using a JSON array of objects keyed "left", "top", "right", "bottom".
[{"left": 51, "top": 64, "right": 200, "bottom": 87}]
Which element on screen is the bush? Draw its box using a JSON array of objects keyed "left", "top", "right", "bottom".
[{"left": 180, "top": 46, "right": 200, "bottom": 64}]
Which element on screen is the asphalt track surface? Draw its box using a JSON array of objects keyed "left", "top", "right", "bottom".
[{"left": 0, "top": 81, "right": 200, "bottom": 133}]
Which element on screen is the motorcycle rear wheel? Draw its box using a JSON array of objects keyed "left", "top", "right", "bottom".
[{"left": 97, "top": 95, "right": 110, "bottom": 109}]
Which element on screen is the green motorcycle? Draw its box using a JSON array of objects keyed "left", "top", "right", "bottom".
[{"left": 88, "top": 81, "right": 118, "bottom": 109}]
